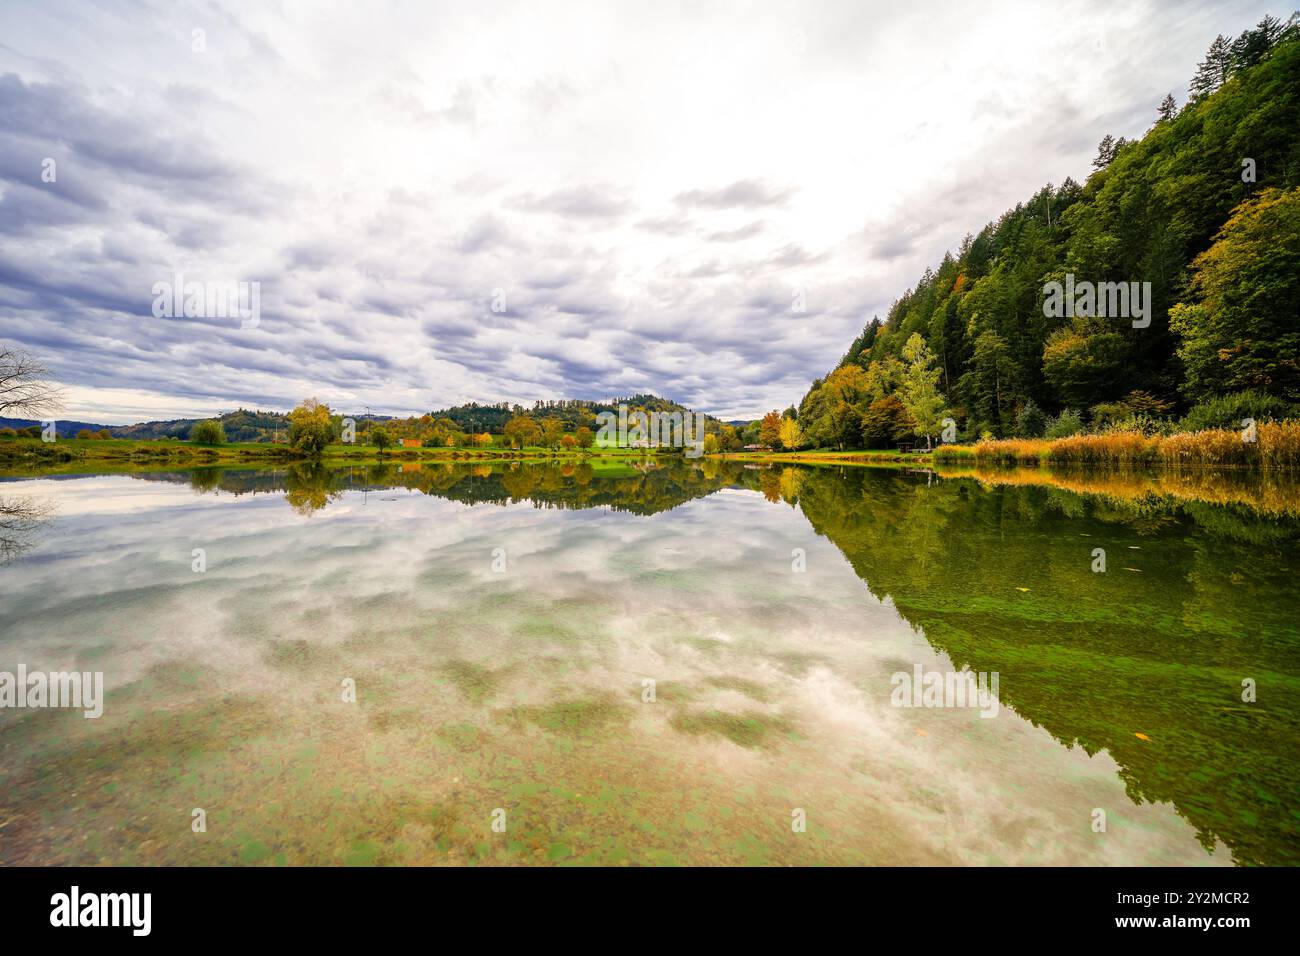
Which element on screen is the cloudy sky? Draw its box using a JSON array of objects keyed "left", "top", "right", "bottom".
[{"left": 0, "top": 0, "right": 1280, "bottom": 423}]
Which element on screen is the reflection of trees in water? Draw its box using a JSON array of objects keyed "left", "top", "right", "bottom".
[
  {"left": 0, "top": 493, "right": 53, "bottom": 565},
  {"left": 142, "top": 458, "right": 759, "bottom": 516},
  {"left": 284, "top": 462, "right": 344, "bottom": 515},
  {"left": 790, "top": 465, "right": 1300, "bottom": 866},
  {"left": 500, "top": 464, "right": 542, "bottom": 500},
  {"left": 362, "top": 459, "right": 752, "bottom": 515},
  {"left": 188, "top": 468, "right": 226, "bottom": 494},
  {"left": 137, "top": 460, "right": 798, "bottom": 516},
  {"left": 778, "top": 467, "right": 805, "bottom": 506},
  {"left": 756, "top": 466, "right": 808, "bottom": 506}
]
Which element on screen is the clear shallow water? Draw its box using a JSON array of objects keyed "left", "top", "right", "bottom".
[{"left": 0, "top": 460, "right": 1297, "bottom": 866}]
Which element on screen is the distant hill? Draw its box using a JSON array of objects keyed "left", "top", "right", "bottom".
[
  {"left": 1, "top": 410, "right": 290, "bottom": 441},
  {"left": 5, "top": 394, "right": 726, "bottom": 442},
  {"left": 109, "top": 408, "right": 295, "bottom": 442},
  {"left": 2, "top": 408, "right": 386, "bottom": 442},
  {"left": 1, "top": 416, "right": 114, "bottom": 435}
]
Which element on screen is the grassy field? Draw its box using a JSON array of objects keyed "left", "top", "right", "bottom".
[
  {"left": 0, "top": 436, "right": 297, "bottom": 465},
  {"left": 0, "top": 436, "right": 665, "bottom": 471},
  {"left": 713, "top": 448, "right": 935, "bottom": 466}
]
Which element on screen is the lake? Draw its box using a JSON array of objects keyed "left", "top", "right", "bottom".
[{"left": 1, "top": 459, "right": 1297, "bottom": 865}]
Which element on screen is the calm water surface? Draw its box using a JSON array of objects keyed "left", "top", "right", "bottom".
[{"left": 1, "top": 460, "right": 1297, "bottom": 865}]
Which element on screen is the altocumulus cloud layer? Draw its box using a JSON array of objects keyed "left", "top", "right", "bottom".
[{"left": 0, "top": 0, "right": 1276, "bottom": 422}]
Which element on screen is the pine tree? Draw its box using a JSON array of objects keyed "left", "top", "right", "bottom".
[
  {"left": 1189, "top": 35, "right": 1231, "bottom": 98},
  {"left": 1255, "top": 14, "right": 1285, "bottom": 49},
  {"left": 1157, "top": 93, "right": 1177, "bottom": 122},
  {"left": 1227, "top": 16, "right": 1285, "bottom": 76},
  {"left": 1092, "top": 134, "right": 1116, "bottom": 170}
]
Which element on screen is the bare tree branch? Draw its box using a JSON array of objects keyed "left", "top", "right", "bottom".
[{"left": 0, "top": 344, "right": 67, "bottom": 419}]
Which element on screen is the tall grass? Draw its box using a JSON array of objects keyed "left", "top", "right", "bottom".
[
  {"left": 1044, "top": 430, "right": 1158, "bottom": 466},
  {"left": 1256, "top": 422, "right": 1300, "bottom": 470},
  {"left": 933, "top": 422, "right": 1300, "bottom": 471}
]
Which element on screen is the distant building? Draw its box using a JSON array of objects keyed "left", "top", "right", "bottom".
[
  {"left": 743, "top": 444, "right": 771, "bottom": 451},
  {"left": 399, "top": 438, "right": 422, "bottom": 448}
]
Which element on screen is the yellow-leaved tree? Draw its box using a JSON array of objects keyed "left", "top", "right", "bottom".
[
  {"left": 778, "top": 416, "right": 804, "bottom": 451},
  {"left": 288, "top": 398, "right": 335, "bottom": 454}
]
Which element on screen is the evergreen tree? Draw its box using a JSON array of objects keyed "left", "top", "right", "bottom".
[
  {"left": 1092, "top": 134, "right": 1117, "bottom": 170},
  {"left": 1189, "top": 35, "right": 1231, "bottom": 97},
  {"left": 1230, "top": 16, "right": 1284, "bottom": 72}
]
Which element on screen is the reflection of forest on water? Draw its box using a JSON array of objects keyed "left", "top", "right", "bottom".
[
  {"left": 146, "top": 458, "right": 749, "bottom": 516},
  {"left": 787, "top": 465, "right": 1300, "bottom": 867},
  {"left": 5, "top": 459, "right": 1299, "bottom": 864}
]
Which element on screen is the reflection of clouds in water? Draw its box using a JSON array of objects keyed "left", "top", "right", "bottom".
[
  {"left": 0, "top": 473, "right": 1225, "bottom": 865},
  {"left": 785, "top": 666, "right": 1228, "bottom": 865},
  {"left": 5, "top": 476, "right": 204, "bottom": 518}
]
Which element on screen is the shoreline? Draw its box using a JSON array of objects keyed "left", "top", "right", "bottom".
[
  {"left": 6, "top": 425, "right": 1300, "bottom": 475},
  {"left": 0, "top": 436, "right": 668, "bottom": 473}
]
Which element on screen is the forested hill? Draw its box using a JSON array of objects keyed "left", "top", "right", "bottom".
[
  {"left": 798, "top": 14, "right": 1300, "bottom": 448},
  {"left": 428, "top": 394, "right": 724, "bottom": 433}
]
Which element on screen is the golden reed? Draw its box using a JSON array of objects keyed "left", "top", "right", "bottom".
[{"left": 934, "top": 423, "right": 1300, "bottom": 471}]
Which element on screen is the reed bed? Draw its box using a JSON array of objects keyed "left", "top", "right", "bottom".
[{"left": 933, "top": 422, "right": 1300, "bottom": 471}]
